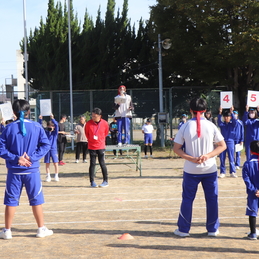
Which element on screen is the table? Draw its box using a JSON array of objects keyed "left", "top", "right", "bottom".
[{"left": 96, "top": 144, "right": 142, "bottom": 176}]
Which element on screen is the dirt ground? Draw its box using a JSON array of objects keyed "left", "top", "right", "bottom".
[{"left": 0, "top": 149, "right": 258, "bottom": 259}]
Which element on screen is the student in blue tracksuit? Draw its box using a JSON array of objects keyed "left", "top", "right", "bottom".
[
  {"left": 243, "top": 106, "right": 259, "bottom": 161},
  {"left": 233, "top": 111, "right": 244, "bottom": 170},
  {"left": 173, "top": 97, "right": 226, "bottom": 237},
  {"left": 0, "top": 99, "right": 53, "bottom": 240},
  {"left": 178, "top": 114, "right": 187, "bottom": 129},
  {"left": 39, "top": 114, "right": 59, "bottom": 182},
  {"left": 242, "top": 140, "right": 259, "bottom": 240},
  {"left": 218, "top": 106, "right": 237, "bottom": 178}
]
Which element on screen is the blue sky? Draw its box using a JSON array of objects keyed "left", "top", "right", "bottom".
[{"left": 0, "top": 0, "right": 156, "bottom": 88}]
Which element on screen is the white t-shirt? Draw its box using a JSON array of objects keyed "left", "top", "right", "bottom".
[
  {"left": 174, "top": 117, "right": 224, "bottom": 174},
  {"left": 142, "top": 124, "right": 154, "bottom": 133}
]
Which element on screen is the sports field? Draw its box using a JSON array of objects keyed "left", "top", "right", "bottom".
[{"left": 0, "top": 151, "right": 258, "bottom": 259}]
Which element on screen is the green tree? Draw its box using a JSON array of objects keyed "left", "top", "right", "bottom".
[{"left": 150, "top": 0, "right": 259, "bottom": 111}]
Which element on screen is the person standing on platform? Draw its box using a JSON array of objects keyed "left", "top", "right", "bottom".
[
  {"left": 74, "top": 115, "right": 88, "bottom": 163},
  {"left": 218, "top": 106, "right": 237, "bottom": 178},
  {"left": 114, "top": 85, "right": 134, "bottom": 146},
  {"left": 109, "top": 117, "right": 122, "bottom": 157},
  {"left": 233, "top": 111, "right": 244, "bottom": 170},
  {"left": 0, "top": 99, "right": 53, "bottom": 239},
  {"left": 142, "top": 118, "right": 154, "bottom": 158},
  {"left": 242, "top": 140, "right": 259, "bottom": 240},
  {"left": 173, "top": 97, "right": 226, "bottom": 237},
  {"left": 57, "top": 114, "right": 67, "bottom": 166},
  {"left": 85, "top": 108, "right": 109, "bottom": 188},
  {"left": 242, "top": 106, "right": 259, "bottom": 161}
]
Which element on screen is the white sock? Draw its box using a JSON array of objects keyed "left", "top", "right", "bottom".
[
  {"left": 4, "top": 228, "right": 11, "bottom": 232},
  {"left": 38, "top": 226, "right": 45, "bottom": 230}
]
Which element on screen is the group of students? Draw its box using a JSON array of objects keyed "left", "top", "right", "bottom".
[{"left": 173, "top": 98, "right": 259, "bottom": 240}]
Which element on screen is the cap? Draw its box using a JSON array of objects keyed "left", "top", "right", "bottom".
[
  {"left": 233, "top": 111, "right": 238, "bottom": 114},
  {"left": 146, "top": 119, "right": 151, "bottom": 123},
  {"left": 182, "top": 114, "right": 187, "bottom": 117},
  {"left": 249, "top": 108, "right": 255, "bottom": 111}
]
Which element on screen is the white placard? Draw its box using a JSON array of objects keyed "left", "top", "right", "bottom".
[
  {"left": 220, "top": 91, "right": 233, "bottom": 108},
  {"left": 247, "top": 90, "right": 259, "bottom": 107},
  {"left": 0, "top": 102, "right": 13, "bottom": 121},
  {"left": 40, "top": 99, "right": 52, "bottom": 116},
  {"left": 114, "top": 96, "right": 126, "bottom": 104},
  {"left": 235, "top": 143, "right": 243, "bottom": 152}
]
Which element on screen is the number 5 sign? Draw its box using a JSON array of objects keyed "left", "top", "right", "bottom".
[
  {"left": 247, "top": 90, "right": 259, "bottom": 107},
  {"left": 220, "top": 91, "right": 233, "bottom": 108}
]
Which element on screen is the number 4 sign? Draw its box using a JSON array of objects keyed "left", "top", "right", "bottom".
[
  {"left": 220, "top": 91, "right": 233, "bottom": 108},
  {"left": 247, "top": 90, "right": 259, "bottom": 107}
]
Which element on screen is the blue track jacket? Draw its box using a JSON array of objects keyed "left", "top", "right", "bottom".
[
  {"left": 217, "top": 114, "right": 237, "bottom": 141},
  {"left": 38, "top": 118, "right": 59, "bottom": 150},
  {"left": 242, "top": 155, "right": 259, "bottom": 196},
  {"left": 0, "top": 119, "right": 50, "bottom": 173}
]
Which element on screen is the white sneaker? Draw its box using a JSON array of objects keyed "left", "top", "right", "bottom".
[
  {"left": 144, "top": 155, "right": 148, "bottom": 159},
  {"left": 230, "top": 172, "right": 238, "bottom": 178},
  {"left": 173, "top": 229, "right": 190, "bottom": 237},
  {"left": 236, "top": 166, "right": 240, "bottom": 170},
  {"left": 218, "top": 173, "right": 225, "bottom": 178},
  {"left": 0, "top": 229, "right": 12, "bottom": 240},
  {"left": 150, "top": 155, "right": 153, "bottom": 158},
  {"left": 208, "top": 229, "right": 219, "bottom": 237},
  {"left": 54, "top": 175, "right": 59, "bottom": 182},
  {"left": 75, "top": 159, "right": 79, "bottom": 163},
  {"left": 36, "top": 227, "right": 53, "bottom": 238},
  {"left": 83, "top": 159, "right": 87, "bottom": 163},
  {"left": 117, "top": 143, "right": 122, "bottom": 147},
  {"left": 46, "top": 175, "right": 51, "bottom": 182}
]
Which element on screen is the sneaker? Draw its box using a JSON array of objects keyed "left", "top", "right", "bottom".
[
  {"left": 46, "top": 175, "right": 51, "bottom": 182},
  {"left": 58, "top": 161, "right": 65, "bottom": 166},
  {"left": 54, "top": 175, "right": 59, "bottom": 182},
  {"left": 91, "top": 181, "right": 98, "bottom": 188},
  {"left": 208, "top": 229, "right": 219, "bottom": 237},
  {"left": 248, "top": 229, "right": 259, "bottom": 236},
  {"left": 36, "top": 227, "right": 53, "bottom": 238},
  {"left": 230, "top": 172, "right": 238, "bottom": 178},
  {"left": 236, "top": 166, "right": 240, "bottom": 170},
  {"left": 144, "top": 155, "right": 148, "bottom": 159},
  {"left": 0, "top": 229, "right": 12, "bottom": 240},
  {"left": 173, "top": 229, "right": 190, "bottom": 237},
  {"left": 247, "top": 233, "right": 257, "bottom": 240},
  {"left": 117, "top": 143, "right": 122, "bottom": 147},
  {"left": 75, "top": 159, "right": 79, "bottom": 163},
  {"left": 83, "top": 159, "right": 87, "bottom": 163},
  {"left": 99, "top": 181, "right": 109, "bottom": 188},
  {"left": 150, "top": 155, "right": 153, "bottom": 158},
  {"left": 218, "top": 173, "right": 225, "bottom": 178}
]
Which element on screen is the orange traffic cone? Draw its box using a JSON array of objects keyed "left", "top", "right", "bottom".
[{"left": 118, "top": 233, "right": 134, "bottom": 240}]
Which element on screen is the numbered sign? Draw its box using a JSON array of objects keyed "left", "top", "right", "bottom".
[
  {"left": 220, "top": 91, "right": 233, "bottom": 108},
  {"left": 40, "top": 99, "right": 52, "bottom": 116},
  {"left": 247, "top": 90, "right": 259, "bottom": 107}
]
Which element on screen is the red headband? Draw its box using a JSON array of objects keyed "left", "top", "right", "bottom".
[{"left": 192, "top": 110, "right": 206, "bottom": 138}]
